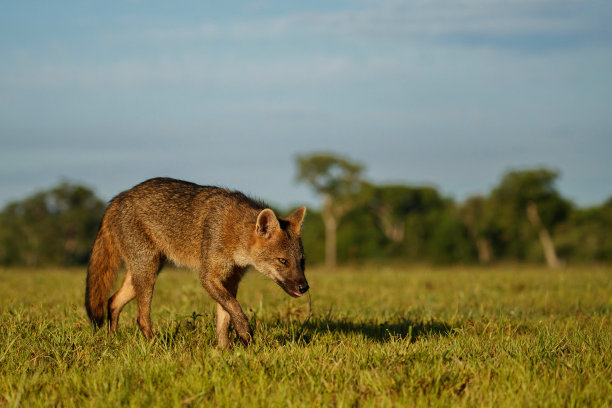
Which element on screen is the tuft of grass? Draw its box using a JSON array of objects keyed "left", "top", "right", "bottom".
[{"left": 0, "top": 265, "right": 610, "bottom": 407}]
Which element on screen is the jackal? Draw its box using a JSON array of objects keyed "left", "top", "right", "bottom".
[{"left": 85, "top": 177, "right": 308, "bottom": 348}]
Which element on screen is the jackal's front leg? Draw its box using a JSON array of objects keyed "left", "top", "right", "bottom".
[
  {"left": 200, "top": 267, "right": 251, "bottom": 347},
  {"left": 215, "top": 267, "right": 246, "bottom": 349},
  {"left": 208, "top": 286, "right": 251, "bottom": 346},
  {"left": 216, "top": 302, "right": 231, "bottom": 350}
]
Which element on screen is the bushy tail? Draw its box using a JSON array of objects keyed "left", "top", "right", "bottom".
[{"left": 85, "top": 218, "right": 120, "bottom": 328}]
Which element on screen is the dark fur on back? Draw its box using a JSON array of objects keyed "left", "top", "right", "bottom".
[{"left": 127, "top": 177, "right": 269, "bottom": 210}]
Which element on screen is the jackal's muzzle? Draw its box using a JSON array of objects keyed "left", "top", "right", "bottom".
[{"left": 279, "top": 279, "right": 309, "bottom": 298}]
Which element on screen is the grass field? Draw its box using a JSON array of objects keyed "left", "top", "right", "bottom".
[{"left": 0, "top": 265, "right": 610, "bottom": 407}]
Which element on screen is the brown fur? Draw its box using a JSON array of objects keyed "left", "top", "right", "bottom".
[{"left": 85, "top": 177, "right": 308, "bottom": 348}]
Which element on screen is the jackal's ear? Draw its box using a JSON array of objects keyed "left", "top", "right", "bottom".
[
  {"left": 256, "top": 209, "right": 281, "bottom": 238},
  {"left": 286, "top": 206, "right": 306, "bottom": 234}
]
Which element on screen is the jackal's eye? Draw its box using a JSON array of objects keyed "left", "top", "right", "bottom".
[{"left": 277, "top": 258, "right": 288, "bottom": 265}]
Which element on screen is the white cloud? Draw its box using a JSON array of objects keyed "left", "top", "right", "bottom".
[
  {"left": 99, "top": 0, "right": 610, "bottom": 49},
  {"left": 1, "top": 54, "right": 355, "bottom": 89},
  {"left": 264, "top": 1, "right": 594, "bottom": 40},
  {"left": 2, "top": 0, "right": 608, "bottom": 90}
]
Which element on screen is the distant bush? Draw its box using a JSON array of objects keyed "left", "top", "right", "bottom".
[{"left": 0, "top": 182, "right": 105, "bottom": 266}]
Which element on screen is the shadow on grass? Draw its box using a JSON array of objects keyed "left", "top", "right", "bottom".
[
  {"left": 153, "top": 311, "right": 457, "bottom": 347},
  {"left": 277, "top": 316, "right": 457, "bottom": 345}
]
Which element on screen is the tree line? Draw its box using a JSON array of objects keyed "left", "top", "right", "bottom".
[
  {"left": 0, "top": 153, "right": 610, "bottom": 267},
  {"left": 297, "top": 153, "right": 612, "bottom": 268}
]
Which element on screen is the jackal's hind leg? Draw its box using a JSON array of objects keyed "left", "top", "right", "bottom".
[
  {"left": 130, "top": 255, "right": 164, "bottom": 340},
  {"left": 108, "top": 270, "right": 136, "bottom": 334}
]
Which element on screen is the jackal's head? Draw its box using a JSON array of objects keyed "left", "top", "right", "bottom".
[{"left": 251, "top": 206, "right": 309, "bottom": 297}]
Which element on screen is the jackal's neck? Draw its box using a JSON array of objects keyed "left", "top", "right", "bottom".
[{"left": 227, "top": 207, "right": 260, "bottom": 267}]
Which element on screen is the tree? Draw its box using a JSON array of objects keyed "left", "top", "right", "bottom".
[
  {"left": 0, "top": 182, "right": 105, "bottom": 266},
  {"left": 459, "top": 195, "right": 495, "bottom": 264},
  {"left": 361, "top": 184, "right": 448, "bottom": 258},
  {"left": 428, "top": 204, "right": 473, "bottom": 264},
  {"left": 489, "top": 169, "right": 570, "bottom": 268},
  {"left": 555, "top": 197, "right": 612, "bottom": 263},
  {"left": 296, "top": 153, "right": 363, "bottom": 269},
  {"left": 362, "top": 184, "right": 424, "bottom": 244}
]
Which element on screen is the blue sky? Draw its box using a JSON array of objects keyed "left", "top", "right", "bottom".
[{"left": 1, "top": 0, "right": 611, "bottom": 209}]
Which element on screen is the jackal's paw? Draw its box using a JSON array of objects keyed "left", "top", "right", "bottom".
[
  {"left": 238, "top": 336, "right": 252, "bottom": 347},
  {"left": 237, "top": 329, "right": 253, "bottom": 347}
]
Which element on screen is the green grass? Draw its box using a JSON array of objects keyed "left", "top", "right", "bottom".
[{"left": 0, "top": 265, "right": 610, "bottom": 407}]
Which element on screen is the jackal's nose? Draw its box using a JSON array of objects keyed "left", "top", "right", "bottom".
[{"left": 298, "top": 284, "right": 309, "bottom": 294}]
